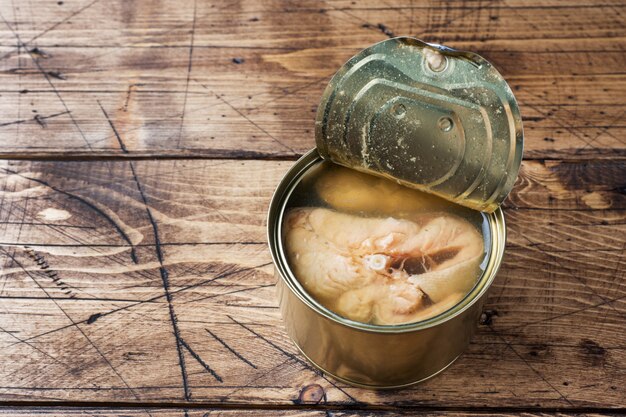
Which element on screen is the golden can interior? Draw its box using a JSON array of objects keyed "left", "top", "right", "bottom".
[{"left": 282, "top": 161, "right": 492, "bottom": 326}]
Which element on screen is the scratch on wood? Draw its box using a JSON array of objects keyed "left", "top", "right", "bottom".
[
  {"left": 47, "top": 70, "right": 66, "bottom": 80},
  {"left": 122, "top": 83, "right": 144, "bottom": 112},
  {"left": 227, "top": 315, "right": 306, "bottom": 367},
  {"left": 488, "top": 325, "right": 574, "bottom": 406},
  {"left": 181, "top": 283, "right": 275, "bottom": 305},
  {"left": 24, "top": 245, "right": 74, "bottom": 298},
  {"left": 518, "top": 232, "right": 626, "bottom": 321},
  {"left": 361, "top": 22, "right": 395, "bottom": 37},
  {"left": 86, "top": 312, "right": 102, "bottom": 324},
  {"left": 28, "top": 47, "right": 49, "bottom": 58},
  {"left": 502, "top": 293, "right": 626, "bottom": 333},
  {"left": 33, "top": 114, "right": 47, "bottom": 128},
  {"left": 25, "top": 0, "right": 103, "bottom": 45},
  {"left": 226, "top": 315, "right": 361, "bottom": 404},
  {"left": 0, "top": 13, "right": 92, "bottom": 149},
  {"left": 205, "top": 328, "right": 257, "bottom": 369},
  {"left": 179, "top": 337, "right": 223, "bottom": 383},
  {"left": 576, "top": 109, "right": 626, "bottom": 154},
  {"left": 126, "top": 158, "right": 191, "bottom": 399},
  {"left": 0, "top": 110, "right": 70, "bottom": 128},
  {"left": 1, "top": 168, "right": 139, "bottom": 264},
  {"left": 97, "top": 100, "right": 128, "bottom": 153},
  {"left": 0, "top": 322, "right": 69, "bottom": 367},
  {"left": 176, "top": 0, "right": 198, "bottom": 148},
  {"left": 209, "top": 89, "right": 297, "bottom": 154},
  {"left": 1, "top": 248, "right": 141, "bottom": 400},
  {"left": 3, "top": 263, "right": 272, "bottom": 351}
]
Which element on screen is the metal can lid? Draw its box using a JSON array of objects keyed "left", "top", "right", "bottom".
[{"left": 315, "top": 37, "right": 523, "bottom": 213}]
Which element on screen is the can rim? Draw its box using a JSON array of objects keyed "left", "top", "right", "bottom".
[{"left": 267, "top": 149, "right": 506, "bottom": 334}]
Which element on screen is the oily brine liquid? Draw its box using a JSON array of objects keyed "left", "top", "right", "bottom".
[{"left": 282, "top": 161, "right": 491, "bottom": 326}]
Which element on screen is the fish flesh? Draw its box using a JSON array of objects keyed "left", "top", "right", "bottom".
[
  {"left": 315, "top": 163, "right": 449, "bottom": 214},
  {"left": 284, "top": 207, "right": 484, "bottom": 325}
]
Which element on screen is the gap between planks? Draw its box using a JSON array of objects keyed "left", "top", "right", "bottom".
[
  {"left": 0, "top": 154, "right": 625, "bottom": 162},
  {"left": 0, "top": 401, "right": 624, "bottom": 414}
]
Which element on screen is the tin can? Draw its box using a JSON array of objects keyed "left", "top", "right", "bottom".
[
  {"left": 267, "top": 37, "right": 522, "bottom": 388},
  {"left": 268, "top": 149, "right": 506, "bottom": 388}
]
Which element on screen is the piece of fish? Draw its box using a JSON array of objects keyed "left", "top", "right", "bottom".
[
  {"left": 283, "top": 207, "right": 484, "bottom": 325},
  {"left": 315, "top": 163, "right": 449, "bottom": 214}
]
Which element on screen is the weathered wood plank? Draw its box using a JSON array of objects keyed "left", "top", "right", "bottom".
[
  {"left": 0, "top": 158, "right": 624, "bottom": 246},
  {"left": 1, "top": 0, "right": 624, "bottom": 47},
  {"left": 0, "top": 410, "right": 319, "bottom": 417},
  {"left": 0, "top": 0, "right": 623, "bottom": 159},
  {"left": 0, "top": 159, "right": 623, "bottom": 407},
  {"left": 507, "top": 160, "right": 626, "bottom": 210},
  {"left": 0, "top": 409, "right": 622, "bottom": 416}
]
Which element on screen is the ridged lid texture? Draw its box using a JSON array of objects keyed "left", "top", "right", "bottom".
[{"left": 315, "top": 37, "right": 523, "bottom": 212}]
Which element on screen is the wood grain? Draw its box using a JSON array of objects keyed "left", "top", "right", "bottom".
[
  {"left": 0, "top": 0, "right": 624, "bottom": 159},
  {"left": 0, "top": 159, "right": 623, "bottom": 408}
]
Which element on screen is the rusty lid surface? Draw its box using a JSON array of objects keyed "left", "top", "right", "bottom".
[{"left": 315, "top": 37, "right": 523, "bottom": 212}]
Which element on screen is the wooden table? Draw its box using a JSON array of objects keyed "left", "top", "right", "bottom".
[{"left": 0, "top": 0, "right": 624, "bottom": 415}]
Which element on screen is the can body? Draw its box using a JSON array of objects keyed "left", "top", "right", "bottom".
[{"left": 268, "top": 149, "right": 506, "bottom": 388}]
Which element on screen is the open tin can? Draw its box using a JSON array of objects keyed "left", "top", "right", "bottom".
[{"left": 268, "top": 37, "right": 523, "bottom": 388}]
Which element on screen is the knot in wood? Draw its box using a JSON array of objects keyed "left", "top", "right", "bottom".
[{"left": 297, "top": 383, "right": 325, "bottom": 404}]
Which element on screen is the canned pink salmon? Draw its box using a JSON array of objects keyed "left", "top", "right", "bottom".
[{"left": 268, "top": 37, "right": 521, "bottom": 388}]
